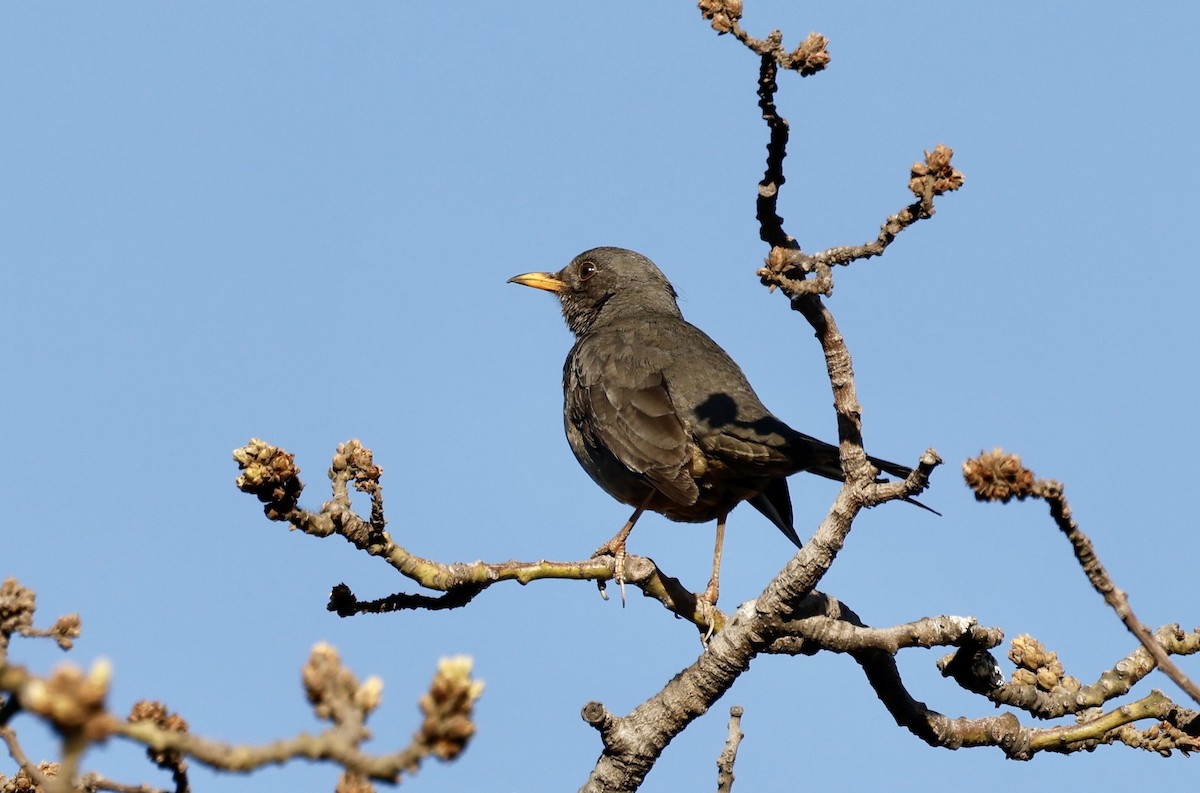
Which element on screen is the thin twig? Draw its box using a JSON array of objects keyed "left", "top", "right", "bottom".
[
  {"left": 963, "top": 450, "right": 1200, "bottom": 706},
  {"left": 754, "top": 51, "right": 796, "bottom": 251},
  {"left": 715, "top": 706, "right": 744, "bottom": 793},
  {"left": 1036, "top": 479, "right": 1200, "bottom": 705}
]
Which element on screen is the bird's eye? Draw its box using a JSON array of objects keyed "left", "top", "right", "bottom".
[{"left": 579, "top": 261, "right": 597, "bottom": 280}]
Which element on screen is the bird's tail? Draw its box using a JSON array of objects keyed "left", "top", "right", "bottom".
[{"left": 748, "top": 478, "right": 803, "bottom": 549}]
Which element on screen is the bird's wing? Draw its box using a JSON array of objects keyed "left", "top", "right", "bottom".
[
  {"left": 695, "top": 425, "right": 799, "bottom": 468},
  {"left": 655, "top": 322, "right": 808, "bottom": 473},
  {"left": 569, "top": 344, "right": 699, "bottom": 506}
]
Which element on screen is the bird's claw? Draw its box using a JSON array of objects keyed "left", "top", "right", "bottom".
[
  {"left": 696, "top": 597, "right": 717, "bottom": 643},
  {"left": 613, "top": 548, "right": 627, "bottom": 606},
  {"left": 592, "top": 538, "right": 629, "bottom": 607},
  {"left": 696, "top": 583, "right": 721, "bottom": 642}
]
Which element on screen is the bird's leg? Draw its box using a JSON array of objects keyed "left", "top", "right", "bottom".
[
  {"left": 698, "top": 514, "right": 727, "bottom": 641},
  {"left": 592, "top": 499, "right": 650, "bottom": 605}
]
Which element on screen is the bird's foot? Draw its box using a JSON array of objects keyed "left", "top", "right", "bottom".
[
  {"left": 592, "top": 538, "right": 629, "bottom": 606},
  {"left": 591, "top": 506, "right": 643, "bottom": 607},
  {"left": 696, "top": 582, "right": 720, "bottom": 642}
]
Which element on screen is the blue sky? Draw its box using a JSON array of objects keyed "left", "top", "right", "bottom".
[{"left": 3, "top": 3, "right": 1198, "bottom": 791}]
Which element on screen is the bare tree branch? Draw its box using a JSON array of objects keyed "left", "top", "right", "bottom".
[
  {"left": 236, "top": 439, "right": 746, "bottom": 634},
  {"left": 229, "top": 434, "right": 1197, "bottom": 790},
  {"left": 966, "top": 627, "right": 1200, "bottom": 723},
  {"left": 964, "top": 450, "right": 1200, "bottom": 705},
  {"left": 0, "top": 597, "right": 482, "bottom": 791}
]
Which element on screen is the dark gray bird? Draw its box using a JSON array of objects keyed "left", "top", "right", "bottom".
[{"left": 509, "top": 247, "right": 921, "bottom": 608}]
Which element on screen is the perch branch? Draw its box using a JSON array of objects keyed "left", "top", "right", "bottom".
[{"left": 234, "top": 439, "right": 738, "bottom": 635}]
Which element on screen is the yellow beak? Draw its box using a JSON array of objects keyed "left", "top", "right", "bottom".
[{"left": 507, "top": 271, "right": 565, "bottom": 293}]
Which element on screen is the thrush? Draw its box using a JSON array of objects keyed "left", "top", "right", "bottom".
[{"left": 509, "top": 247, "right": 925, "bottom": 612}]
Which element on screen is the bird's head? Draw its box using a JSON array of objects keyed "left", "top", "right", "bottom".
[{"left": 508, "top": 247, "right": 682, "bottom": 335}]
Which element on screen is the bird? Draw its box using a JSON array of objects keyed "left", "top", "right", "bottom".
[{"left": 509, "top": 246, "right": 925, "bottom": 614}]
